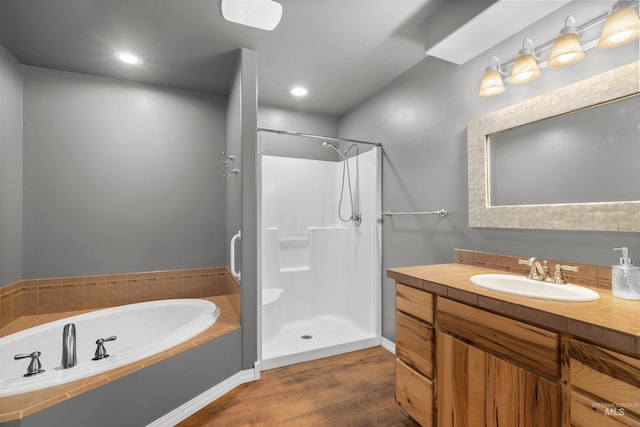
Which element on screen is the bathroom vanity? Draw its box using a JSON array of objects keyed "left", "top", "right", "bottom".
[{"left": 389, "top": 263, "right": 640, "bottom": 427}]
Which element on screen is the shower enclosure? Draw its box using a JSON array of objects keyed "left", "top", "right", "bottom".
[{"left": 258, "top": 129, "right": 381, "bottom": 370}]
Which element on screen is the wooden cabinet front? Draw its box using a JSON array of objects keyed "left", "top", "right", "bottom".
[
  {"left": 395, "top": 283, "right": 435, "bottom": 426},
  {"left": 396, "top": 310, "right": 433, "bottom": 377},
  {"left": 396, "top": 358, "right": 433, "bottom": 427},
  {"left": 436, "top": 331, "right": 561, "bottom": 427},
  {"left": 437, "top": 297, "right": 559, "bottom": 381},
  {"left": 396, "top": 283, "right": 433, "bottom": 324},
  {"left": 436, "top": 330, "right": 486, "bottom": 427},
  {"left": 569, "top": 339, "right": 640, "bottom": 426}
]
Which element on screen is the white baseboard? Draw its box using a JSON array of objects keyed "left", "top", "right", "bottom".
[
  {"left": 381, "top": 336, "right": 395, "bottom": 354},
  {"left": 147, "top": 366, "right": 258, "bottom": 427}
]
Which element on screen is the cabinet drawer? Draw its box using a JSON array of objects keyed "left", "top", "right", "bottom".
[
  {"left": 396, "top": 283, "right": 433, "bottom": 324},
  {"left": 396, "top": 358, "right": 433, "bottom": 427},
  {"left": 570, "top": 339, "right": 640, "bottom": 420},
  {"left": 396, "top": 311, "right": 433, "bottom": 377},
  {"left": 437, "top": 298, "right": 559, "bottom": 380}
]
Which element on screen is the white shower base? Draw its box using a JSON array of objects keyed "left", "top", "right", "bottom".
[{"left": 261, "top": 314, "right": 379, "bottom": 370}]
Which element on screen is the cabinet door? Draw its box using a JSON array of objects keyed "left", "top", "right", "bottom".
[
  {"left": 437, "top": 331, "right": 486, "bottom": 427},
  {"left": 485, "top": 353, "right": 560, "bottom": 427},
  {"left": 437, "top": 331, "right": 561, "bottom": 427}
]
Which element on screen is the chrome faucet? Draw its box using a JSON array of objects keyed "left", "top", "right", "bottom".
[
  {"left": 61, "top": 323, "right": 77, "bottom": 369},
  {"left": 518, "top": 257, "right": 579, "bottom": 284}
]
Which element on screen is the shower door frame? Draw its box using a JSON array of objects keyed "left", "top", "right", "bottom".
[{"left": 255, "top": 128, "right": 383, "bottom": 371}]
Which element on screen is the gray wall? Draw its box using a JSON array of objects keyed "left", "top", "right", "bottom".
[
  {"left": 258, "top": 106, "right": 340, "bottom": 160},
  {"left": 22, "top": 66, "right": 228, "bottom": 279},
  {"left": 0, "top": 45, "right": 23, "bottom": 287},
  {"left": 339, "top": 3, "right": 640, "bottom": 341}
]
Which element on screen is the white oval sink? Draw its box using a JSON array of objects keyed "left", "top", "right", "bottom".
[{"left": 470, "top": 274, "right": 600, "bottom": 301}]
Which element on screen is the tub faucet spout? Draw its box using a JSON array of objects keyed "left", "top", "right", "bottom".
[{"left": 61, "top": 323, "right": 77, "bottom": 369}]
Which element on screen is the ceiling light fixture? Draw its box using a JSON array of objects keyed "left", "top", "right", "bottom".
[
  {"left": 478, "top": 57, "right": 506, "bottom": 97},
  {"left": 221, "top": 0, "right": 282, "bottom": 31},
  {"left": 548, "top": 16, "right": 585, "bottom": 68},
  {"left": 289, "top": 86, "right": 309, "bottom": 97},
  {"left": 478, "top": 1, "right": 640, "bottom": 97},
  {"left": 598, "top": 1, "right": 640, "bottom": 49},
  {"left": 114, "top": 51, "right": 143, "bottom": 65}
]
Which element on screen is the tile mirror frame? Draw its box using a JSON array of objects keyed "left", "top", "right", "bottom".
[{"left": 467, "top": 61, "right": 640, "bottom": 232}]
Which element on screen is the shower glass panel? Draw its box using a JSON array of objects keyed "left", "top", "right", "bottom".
[{"left": 258, "top": 129, "right": 381, "bottom": 370}]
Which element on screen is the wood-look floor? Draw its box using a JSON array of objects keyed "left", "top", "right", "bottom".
[{"left": 177, "top": 346, "right": 419, "bottom": 427}]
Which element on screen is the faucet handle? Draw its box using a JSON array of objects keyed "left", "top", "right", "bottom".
[
  {"left": 518, "top": 258, "right": 538, "bottom": 279},
  {"left": 93, "top": 336, "right": 117, "bottom": 360},
  {"left": 14, "top": 351, "right": 45, "bottom": 376},
  {"left": 552, "top": 264, "right": 580, "bottom": 284}
]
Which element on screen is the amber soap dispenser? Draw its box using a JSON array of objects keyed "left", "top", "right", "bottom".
[{"left": 612, "top": 247, "right": 640, "bottom": 300}]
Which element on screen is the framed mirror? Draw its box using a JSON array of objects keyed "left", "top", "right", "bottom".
[{"left": 468, "top": 61, "right": 640, "bottom": 232}]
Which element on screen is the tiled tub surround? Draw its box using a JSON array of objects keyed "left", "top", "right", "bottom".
[
  {"left": 0, "top": 267, "right": 240, "bottom": 329},
  {"left": 0, "top": 267, "right": 240, "bottom": 423},
  {"left": 0, "top": 295, "right": 240, "bottom": 423},
  {"left": 389, "top": 251, "right": 639, "bottom": 357}
]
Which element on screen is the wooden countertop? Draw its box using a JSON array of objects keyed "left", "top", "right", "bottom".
[{"left": 388, "top": 263, "right": 640, "bottom": 357}]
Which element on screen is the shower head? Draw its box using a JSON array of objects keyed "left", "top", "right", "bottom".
[{"left": 322, "top": 141, "right": 345, "bottom": 157}]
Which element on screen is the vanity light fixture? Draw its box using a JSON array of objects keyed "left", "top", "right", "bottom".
[
  {"left": 478, "top": 56, "right": 506, "bottom": 97},
  {"left": 114, "top": 51, "right": 143, "bottom": 65},
  {"left": 548, "top": 16, "right": 585, "bottom": 67},
  {"left": 289, "top": 86, "right": 309, "bottom": 97},
  {"left": 597, "top": 1, "right": 640, "bottom": 49},
  {"left": 509, "top": 39, "right": 541, "bottom": 84},
  {"left": 478, "top": 1, "right": 640, "bottom": 97}
]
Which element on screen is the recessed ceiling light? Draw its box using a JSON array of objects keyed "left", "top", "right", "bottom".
[
  {"left": 290, "top": 86, "right": 309, "bottom": 97},
  {"left": 114, "top": 51, "right": 143, "bottom": 65}
]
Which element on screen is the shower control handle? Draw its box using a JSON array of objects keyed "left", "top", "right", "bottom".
[{"left": 93, "top": 336, "right": 117, "bottom": 360}]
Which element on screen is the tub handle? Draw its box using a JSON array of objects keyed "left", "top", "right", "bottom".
[
  {"left": 93, "top": 336, "right": 117, "bottom": 361},
  {"left": 14, "top": 351, "right": 45, "bottom": 376},
  {"left": 230, "top": 230, "right": 241, "bottom": 281}
]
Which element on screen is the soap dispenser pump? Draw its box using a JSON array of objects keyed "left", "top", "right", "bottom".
[{"left": 612, "top": 247, "right": 640, "bottom": 300}]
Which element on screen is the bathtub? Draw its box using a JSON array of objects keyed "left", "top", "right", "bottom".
[{"left": 0, "top": 298, "right": 220, "bottom": 397}]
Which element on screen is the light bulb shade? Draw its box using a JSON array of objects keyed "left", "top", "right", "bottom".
[
  {"left": 478, "top": 70, "right": 506, "bottom": 97},
  {"left": 548, "top": 33, "right": 585, "bottom": 67},
  {"left": 597, "top": 6, "right": 640, "bottom": 49},
  {"left": 509, "top": 54, "right": 541, "bottom": 84}
]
